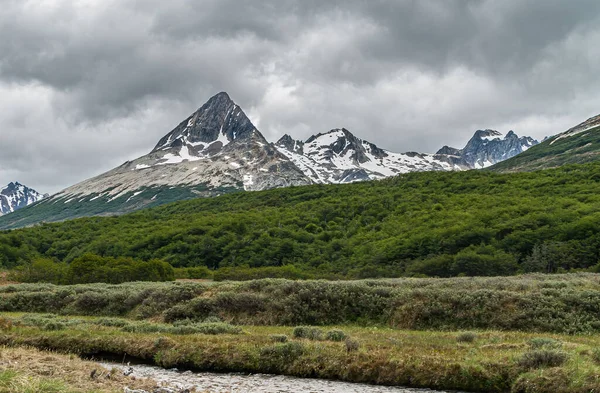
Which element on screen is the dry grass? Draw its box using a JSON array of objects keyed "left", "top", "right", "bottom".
[{"left": 0, "top": 346, "right": 167, "bottom": 393}]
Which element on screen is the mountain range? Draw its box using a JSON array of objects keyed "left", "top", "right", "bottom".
[
  {"left": 0, "top": 92, "right": 549, "bottom": 228},
  {"left": 0, "top": 182, "right": 45, "bottom": 216}
]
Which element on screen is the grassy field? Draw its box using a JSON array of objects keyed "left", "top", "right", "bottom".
[
  {"left": 3, "top": 275, "right": 600, "bottom": 392},
  {"left": 2, "top": 313, "right": 600, "bottom": 392}
]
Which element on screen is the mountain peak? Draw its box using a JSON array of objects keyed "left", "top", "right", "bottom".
[
  {"left": 0, "top": 182, "right": 45, "bottom": 216},
  {"left": 152, "top": 92, "right": 258, "bottom": 155},
  {"left": 473, "top": 129, "right": 503, "bottom": 140}
]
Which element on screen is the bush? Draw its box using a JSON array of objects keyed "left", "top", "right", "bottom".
[
  {"left": 260, "top": 341, "right": 304, "bottom": 368},
  {"left": 325, "top": 329, "right": 347, "bottom": 342},
  {"left": 270, "top": 334, "right": 288, "bottom": 343},
  {"left": 456, "top": 332, "right": 477, "bottom": 343},
  {"left": 293, "top": 326, "right": 323, "bottom": 340},
  {"left": 345, "top": 338, "right": 360, "bottom": 352},
  {"left": 518, "top": 350, "right": 568, "bottom": 369}
]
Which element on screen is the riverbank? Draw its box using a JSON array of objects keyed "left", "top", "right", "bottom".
[
  {"left": 0, "top": 345, "right": 168, "bottom": 393},
  {"left": 2, "top": 313, "right": 600, "bottom": 392}
]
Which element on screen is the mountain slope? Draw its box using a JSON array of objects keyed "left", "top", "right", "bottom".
[
  {"left": 491, "top": 114, "right": 600, "bottom": 172},
  {"left": 0, "top": 182, "right": 45, "bottom": 216},
  {"left": 2, "top": 162, "right": 600, "bottom": 278}
]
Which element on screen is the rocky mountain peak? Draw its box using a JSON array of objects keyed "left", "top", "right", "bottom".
[
  {"left": 437, "top": 129, "right": 539, "bottom": 169},
  {"left": 152, "top": 91, "right": 260, "bottom": 155},
  {"left": 276, "top": 134, "right": 304, "bottom": 154}
]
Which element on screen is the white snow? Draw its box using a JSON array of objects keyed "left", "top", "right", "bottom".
[
  {"left": 242, "top": 174, "right": 254, "bottom": 190},
  {"left": 135, "top": 164, "right": 150, "bottom": 170}
]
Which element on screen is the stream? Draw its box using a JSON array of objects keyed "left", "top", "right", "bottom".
[{"left": 101, "top": 362, "right": 466, "bottom": 393}]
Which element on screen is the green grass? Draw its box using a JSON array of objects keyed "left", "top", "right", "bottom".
[{"left": 4, "top": 314, "right": 600, "bottom": 392}]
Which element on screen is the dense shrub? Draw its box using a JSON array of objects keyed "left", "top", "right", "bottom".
[
  {"left": 456, "top": 332, "right": 477, "bottom": 343},
  {"left": 270, "top": 334, "right": 288, "bottom": 343},
  {"left": 3, "top": 275, "right": 600, "bottom": 334},
  {"left": 325, "top": 329, "right": 347, "bottom": 342},
  {"left": 10, "top": 255, "right": 174, "bottom": 285},
  {"left": 293, "top": 326, "right": 324, "bottom": 340}
]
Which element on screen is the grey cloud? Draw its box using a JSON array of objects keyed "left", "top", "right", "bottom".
[{"left": 1, "top": 0, "right": 600, "bottom": 193}]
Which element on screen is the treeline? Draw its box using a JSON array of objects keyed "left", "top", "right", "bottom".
[
  {"left": 2, "top": 163, "right": 600, "bottom": 279},
  {"left": 10, "top": 254, "right": 174, "bottom": 284}
]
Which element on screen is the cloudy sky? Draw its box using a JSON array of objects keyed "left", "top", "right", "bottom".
[{"left": 2, "top": 0, "right": 600, "bottom": 193}]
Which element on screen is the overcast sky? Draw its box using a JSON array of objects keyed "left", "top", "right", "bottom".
[{"left": 2, "top": 0, "right": 600, "bottom": 194}]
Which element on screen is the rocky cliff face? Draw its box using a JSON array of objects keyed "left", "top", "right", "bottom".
[
  {"left": 437, "top": 130, "right": 538, "bottom": 169},
  {"left": 0, "top": 182, "right": 45, "bottom": 216}
]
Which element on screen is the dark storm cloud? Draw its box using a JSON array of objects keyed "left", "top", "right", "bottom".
[{"left": 1, "top": 0, "right": 600, "bottom": 193}]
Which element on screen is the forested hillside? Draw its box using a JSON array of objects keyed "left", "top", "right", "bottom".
[{"left": 2, "top": 163, "right": 600, "bottom": 280}]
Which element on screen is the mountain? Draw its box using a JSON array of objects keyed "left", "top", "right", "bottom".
[
  {"left": 437, "top": 129, "right": 538, "bottom": 169},
  {"left": 275, "top": 128, "right": 465, "bottom": 183},
  {"left": 0, "top": 91, "right": 540, "bottom": 229},
  {"left": 0, "top": 92, "right": 312, "bottom": 228},
  {"left": 0, "top": 182, "right": 45, "bottom": 216},
  {"left": 491, "top": 114, "right": 600, "bottom": 172},
  {"left": 275, "top": 128, "right": 537, "bottom": 183}
]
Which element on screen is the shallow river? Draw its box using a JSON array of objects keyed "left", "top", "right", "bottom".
[{"left": 101, "top": 362, "right": 465, "bottom": 393}]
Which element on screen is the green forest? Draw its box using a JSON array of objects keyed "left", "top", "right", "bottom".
[{"left": 2, "top": 162, "right": 600, "bottom": 282}]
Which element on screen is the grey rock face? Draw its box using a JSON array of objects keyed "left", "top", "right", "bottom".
[
  {"left": 0, "top": 182, "right": 45, "bottom": 215},
  {"left": 436, "top": 129, "right": 538, "bottom": 169}
]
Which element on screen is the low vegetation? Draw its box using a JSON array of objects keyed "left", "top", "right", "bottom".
[
  {"left": 3, "top": 314, "right": 600, "bottom": 393},
  {"left": 2, "top": 163, "right": 600, "bottom": 280},
  {"left": 2, "top": 274, "right": 600, "bottom": 334}
]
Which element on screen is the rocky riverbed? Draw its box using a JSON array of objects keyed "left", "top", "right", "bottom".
[{"left": 103, "top": 362, "right": 465, "bottom": 393}]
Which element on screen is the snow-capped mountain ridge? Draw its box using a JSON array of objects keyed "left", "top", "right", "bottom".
[
  {"left": 438, "top": 129, "right": 538, "bottom": 169},
  {"left": 275, "top": 128, "right": 465, "bottom": 184},
  {"left": 0, "top": 182, "right": 46, "bottom": 216}
]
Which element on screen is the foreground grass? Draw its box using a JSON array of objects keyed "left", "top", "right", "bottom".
[
  {"left": 3, "top": 314, "right": 600, "bottom": 392},
  {"left": 0, "top": 345, "right": 163, "bottom": 393}
]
